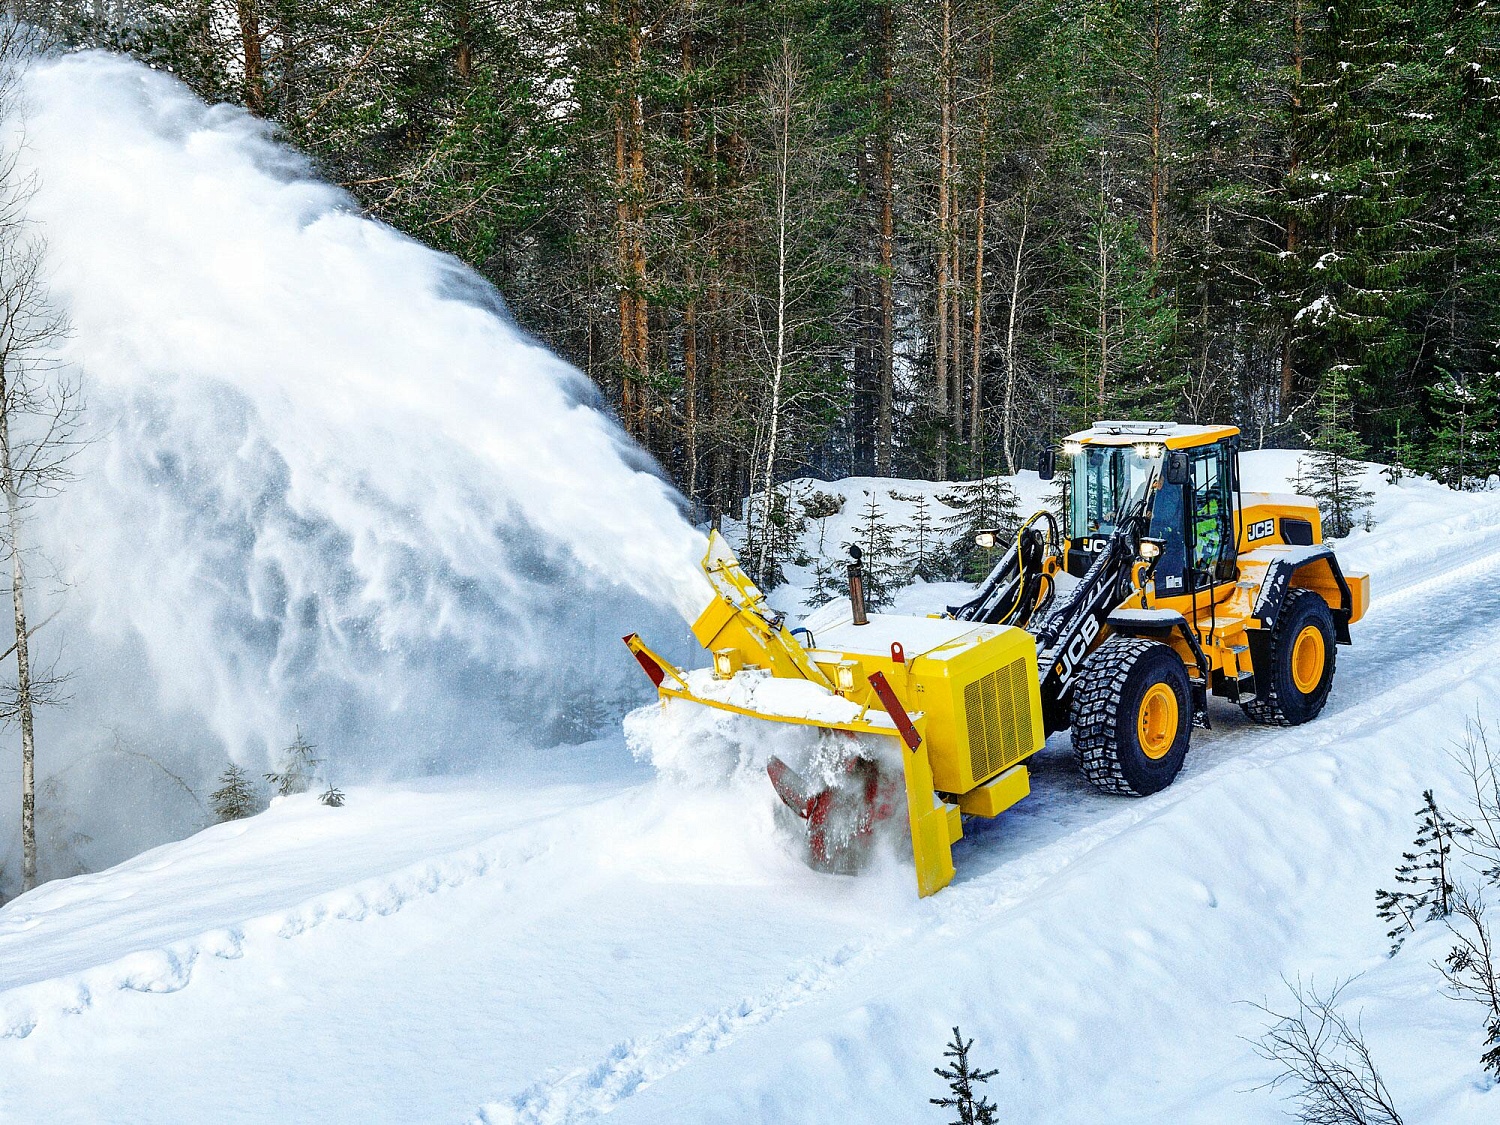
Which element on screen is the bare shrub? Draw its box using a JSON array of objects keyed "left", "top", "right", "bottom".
[{"left": 1253, "top": 978, "right": 1404, "bottom": 1125}]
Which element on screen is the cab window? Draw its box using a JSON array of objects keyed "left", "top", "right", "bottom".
[
  {"left": 1189, "top": 442, "right": 1235, "bottom": 585},
  {"left": 1070, "top": 444, "right": 1162, "bottom": 540}
]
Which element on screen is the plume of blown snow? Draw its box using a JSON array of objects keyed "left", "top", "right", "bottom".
[{"left": 0, "top": 51, "right": 711, "bottom": 886}]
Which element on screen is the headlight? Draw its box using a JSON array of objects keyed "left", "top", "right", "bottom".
[
  {"left": 974, "top": 530, "right": 998, "bottom": 549},
  {"left": 1138, "top": 538, "right": 1163, "bottom": 560},
  {"left": 1062, "top": 440, "right": 1084, "bottom": 457},
  {"left": 1134, "top": 442, "right": 1166, "bottom": 459}
]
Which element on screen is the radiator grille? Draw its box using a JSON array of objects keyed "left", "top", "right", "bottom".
[{"left": 964, "top": 658, "right": 1034, "bottom": 783}]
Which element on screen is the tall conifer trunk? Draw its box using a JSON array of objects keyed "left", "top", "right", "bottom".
[
  {"left": 1280, "top": 0, "right": 1305, "bottom": 417},
  {"left": 969, "top": 28, "right": 993, "bottom": 447},
  {"left": 934, "top": 0, "right": 954, "bottom": 478},
  {"left": 877, "top": 2, "right": 895, "bottom": 475},
  {"left": 681, "top": 13, "right": 699, "bottom": 502},
  {"left": 236, "top": 0, "right": 265, "bottom": 114}
]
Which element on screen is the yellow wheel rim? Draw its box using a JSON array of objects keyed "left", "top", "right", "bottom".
[
  {"left": 1137, "top": 682, "right": 1179, "bottom": 760},
  {"left": 1291, "top": 625, "right": 1326, "bottom": 695}
]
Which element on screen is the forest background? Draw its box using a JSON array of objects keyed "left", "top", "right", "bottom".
[{"left": 24, "top": 0, "right": 1500, "bottom": 583}]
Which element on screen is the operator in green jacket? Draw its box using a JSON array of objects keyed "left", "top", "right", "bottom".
[{"left": 1193, "top": 480, "right": 1223, "bottom": 579}]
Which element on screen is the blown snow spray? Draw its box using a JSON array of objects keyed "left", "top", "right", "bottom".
[{"left": 0, "top": 51, "right": 711, "bottom": 882}]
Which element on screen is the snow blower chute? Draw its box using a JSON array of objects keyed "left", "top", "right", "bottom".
[{"left": 626, "top": 422, "right": 1369, "bottom": 897}]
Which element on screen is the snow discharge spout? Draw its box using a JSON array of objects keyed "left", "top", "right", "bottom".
[{"left": 0, "top": 52, "right": 713, "bottom": 881}]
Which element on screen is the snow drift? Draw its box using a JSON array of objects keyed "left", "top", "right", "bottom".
[{"left": 0, "top": 51, "right": 710, "bottom": 887}]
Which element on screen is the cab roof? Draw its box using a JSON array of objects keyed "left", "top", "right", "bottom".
[{"left": 1064, "top": 420, "right": 1239, "bottom": 450}]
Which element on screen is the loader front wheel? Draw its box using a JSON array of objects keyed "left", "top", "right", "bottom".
[
  {"left": 1242, "top": 587, "right": 1336, "bottom": 727},
  {"left": 1070, "top": 637, "right": 1191, "bottom": 796}
]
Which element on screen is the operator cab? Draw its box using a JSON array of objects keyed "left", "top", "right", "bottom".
[{"left": 1062, "top": 420, "right": 1239, "bottom": 596}]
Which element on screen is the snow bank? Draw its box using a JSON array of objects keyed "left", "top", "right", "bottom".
[{"left": 0, "top": 52, "right": 712, "bottom": 884}]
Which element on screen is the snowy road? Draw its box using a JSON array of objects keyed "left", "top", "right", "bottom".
[{"left": 3, "top": 472, "right": 1500, "bottom": 1124}]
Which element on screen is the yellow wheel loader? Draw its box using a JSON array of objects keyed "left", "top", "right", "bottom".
[{"left": 625, "top": 422, "right": 1370, "bottom": 897}]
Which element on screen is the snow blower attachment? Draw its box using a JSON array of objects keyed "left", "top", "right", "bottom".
[
  {"left": 623, "top": 533, "right": 1034, "bottom": 896},
  {"left": 626, "top": 422, "right": 1370, "bottom": 897}
]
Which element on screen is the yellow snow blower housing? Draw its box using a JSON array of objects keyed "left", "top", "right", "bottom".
[
  {"left": 626, "top": 535, "right": 1045, "bottom": 896},
  {"left": 627, "top": 421, "right": 1369, "bottom": 898}
]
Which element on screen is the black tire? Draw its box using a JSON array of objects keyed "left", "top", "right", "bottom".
[
  {"left": 1242, "top": 587, "right": 1337, "bottom": 726},
  {"left": 1070, "top": 637, "right": 1192, "bottom": 796}
]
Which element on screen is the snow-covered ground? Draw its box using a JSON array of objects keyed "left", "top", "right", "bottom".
[{"left": 3, "top": 453, "right": 1499, "bottom": 1123}]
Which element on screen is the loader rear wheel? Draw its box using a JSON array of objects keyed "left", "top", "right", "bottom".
[
  {"left": 1070, "top": 637, "right": 1192, "bottom": 796},
  {"left": 1242, "top": 587, "right": 1336, "bottom": 726}
]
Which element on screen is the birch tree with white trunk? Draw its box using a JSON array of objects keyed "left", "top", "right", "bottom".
[
  {"left": 746, "top": 37, "right": 844, "bottom": 587},
  {"left": 0, "top": 18, "right": 82, "bottom": 893}
]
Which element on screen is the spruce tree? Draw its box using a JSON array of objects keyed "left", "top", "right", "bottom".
[
  {"left": 1298, "top": 373, "right": 1374, "bottom": 538},
  {"left": 846, "top": 493, "right": 904, "bottom": 610},
  {"left": 1382, "top": 419, "right": 1413, "bottom": 486},
  {"left": 319, "top": 785, "right": 346, "bottom": 808},
  {"left": 804, "top": 553, "right": 847, "bottom": 610},
  {"left": 742, "top": 484, "right": 808, "bottom": 592},
  {"left": 265, "top": 728, "right": 322, "bottom": 797},
  {"left": 802, "top": 489, "right": 847, "bottom": 609},
  {"left": 1288, "top": 0, "right": 1439, "bottom": 436},
  {"left": 940, "top": 477, "right": 1022, "bottom": 582},
  {"left": 1376, "top": 789, "right": 1473, "bottom": 952},
  {"left": 931, "top": 1026, "right": 999, "bottom": 1125},
  {"left": 1045, "top": 451, "right": 1074, "bottom": 530},
  {"left": 209, "top": 762, "right": 258, "bottom": 822},
  {"left": 27, "top": 0, "right": 1500, "bottom": 504},
  {"left": 1424, "top": 371, "right": 1498, "bottom": 491},
  {"left": 1046, "top": 204, "right": 1179, "bottom": 426},
  {"left": 892, "top": 491, "right": 945, "bottom": 582}
]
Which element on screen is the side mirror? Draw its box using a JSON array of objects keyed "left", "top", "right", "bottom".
[
  {"left": 1163, "top": 451, "right": 1188, "bottom": 485},
  {"left": 1037, "top": 448, "right": 1057, "bottom": 482}
]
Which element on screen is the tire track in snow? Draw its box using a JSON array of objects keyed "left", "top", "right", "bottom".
[
  {"left": 466, "top": 528, "right": 1500, "bottom": 1123},
  {"left": 470, "top": 938, "right": 890, "bottom": 1125}
]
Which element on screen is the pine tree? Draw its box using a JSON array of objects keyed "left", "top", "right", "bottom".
[
  {"left": 33, "top": 0, "right": 1500, "bottom": 506},
  {"left": 319, "top": 785, "right": 346, "bottom": 808},
  {"left": 209, "top": 762, "right": 258, "bottom": 822},
  {"left": 940, "top": 477, "right": 1022, "bottom": 582},
  {"left": 931, "top": 1026, "right": 999, "bottom": 1125},
  {"left": 265, "top": 728, "right": 322, "bottom": 797},
  {"left": 1297, "top": 373, "right": 1374, "bottom": 538},
  {"left": 1376, "top": 789, "right": 1473, "bottom": 952}
]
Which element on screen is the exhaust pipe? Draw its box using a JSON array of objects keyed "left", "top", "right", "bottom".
[{"left": 848, "top": 546, "right": 868, "bottom": 625}]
